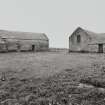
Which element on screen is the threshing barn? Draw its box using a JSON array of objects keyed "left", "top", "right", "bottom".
[
  {"left": 69, "top": 27, "right": 105, "bottom": 53},
  {"left": 0, "top": 30, "right": 49, "bottom": 52}
]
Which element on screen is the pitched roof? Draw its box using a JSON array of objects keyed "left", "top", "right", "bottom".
[
  {"left": 75, "top": 27, "right": 105, "bottom": 44},
  {"left": 0, "top": 30, "right": 48, "bottom": 41},
  {"left": 84, "top": 28, "right": 105, "bottom": 44}
]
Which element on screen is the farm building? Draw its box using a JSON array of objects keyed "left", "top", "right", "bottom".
[
  {"left": 0, "top": 30, "right": 49, "bottom": 52},
  {"left": 69, "top": 27, "right": 105, "bottom": 53}
]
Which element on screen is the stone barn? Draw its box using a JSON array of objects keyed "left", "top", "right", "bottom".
[
  {"left": 0, "top": 30, "right": 49, "bottom": 52},
  {"left": 69, "top": 27, "right": 105, "bottom": 53}
]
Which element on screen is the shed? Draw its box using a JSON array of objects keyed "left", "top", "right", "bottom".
[
  {"left": 0, "top": 30, "right": 49, "bottom": 52},
  {"left": 69, "top": 27, "right": 105, "bottom": 53}
]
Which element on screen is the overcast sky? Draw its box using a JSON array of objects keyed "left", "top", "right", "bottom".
[{"left": 0, "top": 0, "right": 104, "bottom": 48}]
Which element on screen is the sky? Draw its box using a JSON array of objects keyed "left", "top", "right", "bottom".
[{"left": 0, "top": 0, "right": 105, "bottom": 48}]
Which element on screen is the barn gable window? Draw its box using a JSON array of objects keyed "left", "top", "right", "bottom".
[{"left": 77, "top": 35, "right": 81, "bottom": 43}]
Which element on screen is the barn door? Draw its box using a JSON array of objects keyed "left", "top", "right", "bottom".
[
  {"left": 98, "top": 44, "right": 103, "bottom": 53},
  {"left": 32, "top": 45, "right": 35, "bottom": 51}
]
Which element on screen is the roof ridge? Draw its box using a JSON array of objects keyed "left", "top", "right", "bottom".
[{"left": 0, "top": 29, "right": 44, "bottom": 35}]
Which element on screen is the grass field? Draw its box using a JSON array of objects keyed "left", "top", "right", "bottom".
[
  {"left": 0, "top": 51, "right": 105, "bottom": 79},
  {"left": 1, "top": 52, "right": 105, "bottom": 104}
]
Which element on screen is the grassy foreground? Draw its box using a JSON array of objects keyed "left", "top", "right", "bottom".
[
  {"left": 1, "top": 64, "right": 105, "bottom": 105},
  {"left": 0, "top": 52, "right": 105, "bottom": 104}
]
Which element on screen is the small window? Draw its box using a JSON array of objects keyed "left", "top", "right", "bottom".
[{"left": 77, "top": 35, "right": 81, "bottom": 43}]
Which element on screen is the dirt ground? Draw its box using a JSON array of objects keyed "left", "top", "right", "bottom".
[{"left": 0, "top": 52, "right": 105, "bottom": 79}]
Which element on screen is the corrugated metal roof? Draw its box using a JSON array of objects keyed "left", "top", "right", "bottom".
[{"left": 0, "top": 30, "right": 48, "bottom": 41}]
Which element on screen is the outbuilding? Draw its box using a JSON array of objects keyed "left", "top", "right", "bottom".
[
  {"left": 69, "top": 27, "right": 105, "bottom": 53},
  {"left": 0, "top": 30, "right": 49, "bottom": 52}
]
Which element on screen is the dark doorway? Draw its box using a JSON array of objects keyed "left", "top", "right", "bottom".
[
  {"left": 32, "top": 45, "right": 35, "bottom": 51},
  {"left": 98, "top": 44, "right": 103, "bottom": 53}
]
